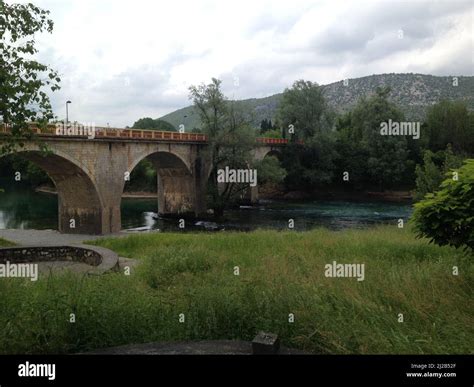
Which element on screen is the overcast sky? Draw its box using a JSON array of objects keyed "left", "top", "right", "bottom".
[{"left": 17, "top": 0, "right": 474, "bottom": 127}]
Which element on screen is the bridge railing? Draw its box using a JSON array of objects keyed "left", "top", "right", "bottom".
[
  {"left": 0, "top": 123, "right": 296, "bottom": 145},
  {"left": 256, "top": 137, "right": 288, "bottom": 144},
  {"left": 0, "top": 123, "right": 208, "bottom": 142},
  {"left": 93, "top": 126, "right": 208, "bottom": 142}
]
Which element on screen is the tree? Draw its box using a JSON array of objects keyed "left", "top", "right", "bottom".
[
  {"left": 335, "top": 87, "right": 411, "bottom": 189},
  {"left": 259, "top": 118, "right": 274, "bottom": 134},
  {"left": 277, "top": 79, "right": 337, "bottom": 189},
  {"left": 412, "top": 159, "right": 474, "bottom": 254},
  {"left": 278, "top": 80, "right": 329, "bottom": 140},
  {"left": 132, "top": 117, "right": 176, "bottom": 131},
  {"left": 254, "top": 156, "right": 287, "bottom": 186},
  {"left": 189, "top": 79, "right": 285, "bottom": 215},
  {"left": 0, "top": 1, "right": 60, "bottom": 154},
  {"left": 425, "top": 100, "right": 474, "bottom": 154},
  {"left": 414, "top": 145, "right": 465, "bottom": 201},
  {"left": 124, "top": 159, "right": 156, "bottom": 193}
]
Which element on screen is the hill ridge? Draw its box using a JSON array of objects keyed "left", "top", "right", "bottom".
[{"left": 159, "top": 73, "right": 474, "bottom": 129}]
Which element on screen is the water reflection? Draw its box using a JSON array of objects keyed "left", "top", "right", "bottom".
[{"left": 0, "top": 188, "right": 413, "bottom": 232}]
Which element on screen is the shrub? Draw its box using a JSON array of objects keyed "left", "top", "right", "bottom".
[{"left": 412, "top": 159, "right": 474, "bottom": 253}]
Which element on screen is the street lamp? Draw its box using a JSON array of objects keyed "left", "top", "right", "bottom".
[{"left": 66, "top": 100, "right": 71, "bottom": 127}]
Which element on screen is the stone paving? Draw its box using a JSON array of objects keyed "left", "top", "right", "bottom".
[
  {"left": 0, "top": 229, "right": 139, "bottom": 273},
  {"left": 0, "top": 228, "right": 129, "bottom": 246}
]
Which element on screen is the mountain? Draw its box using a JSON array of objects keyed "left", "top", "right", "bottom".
[{"left": 160, "top": 73, "right": 474, "bottom": 130}]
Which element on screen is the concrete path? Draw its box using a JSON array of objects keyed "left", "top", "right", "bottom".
[
  {"left": 0, "top": 228, "right": 132, "bottom": 246},
  {"left": 0, "top": 229, "right": 142, "bottom": 273}
]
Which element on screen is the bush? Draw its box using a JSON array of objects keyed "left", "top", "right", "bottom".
[
  {"left": 412, "top": 159, "right": 474, "bottom": 253},
  {"left": 414, "top": 145, "right": 465, "bottom": 201}
]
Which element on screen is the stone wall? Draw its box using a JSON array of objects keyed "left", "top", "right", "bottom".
[{"left": 0, "top": 245, "right": 119, "bottom": 273}]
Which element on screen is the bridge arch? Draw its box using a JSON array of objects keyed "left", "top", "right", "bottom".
[
  {"left": 245, "top": 146, "right": 284, "bottom": 204},
  {"left": 126, "top": 150, "right": 197, "bottom": 216},
  {"left": 1, "top": 147, "right": 104, "bottom": 234}
]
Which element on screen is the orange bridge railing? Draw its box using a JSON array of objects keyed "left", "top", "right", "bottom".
[{"left": 0, "top": 123, "right": 292, "bottom": 145}]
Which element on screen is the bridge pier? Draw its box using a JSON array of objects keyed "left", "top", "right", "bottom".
[
  {"left": 1, "top": 128, "right": 282, "bottom": 235},
  {"left": 247, "top": 185, "right": 259, "bottom": 204},
  {"left": 154, "top": 154, "right": 208, "bottom": 217},
  {"left": 19, "top": 151, "right": 108, "bottom": 235},
  {"left": 157, "top": 172, "right": 194, "bottom": 215}
]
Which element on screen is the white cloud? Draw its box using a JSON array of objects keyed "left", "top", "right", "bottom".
[{"left": 10, "top": 0, "right": 473, "bottom": 126}]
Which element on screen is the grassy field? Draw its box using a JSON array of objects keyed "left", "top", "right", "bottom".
[{"left": 0, "top": 226, "right": 472, "bottom": 354}]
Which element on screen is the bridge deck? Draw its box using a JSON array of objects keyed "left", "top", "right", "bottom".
[{"left": 0, "top": 124, "right": 290, "bottom": 145}]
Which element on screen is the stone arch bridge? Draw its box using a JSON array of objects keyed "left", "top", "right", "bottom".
[{"left": 0, "top": 125, "right": 286, "bottom": 234}]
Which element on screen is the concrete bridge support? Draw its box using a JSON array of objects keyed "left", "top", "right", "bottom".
[
  {"left": 243, "top": 147, "right": 282, "bottom": 205},
  {"left": 1, "top": 136, "right": 276, "bottom": 235},
  {"left": 20, "top": 151, "right": 105, "bottom": 234}
]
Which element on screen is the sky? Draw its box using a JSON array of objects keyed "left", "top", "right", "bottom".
[{"left": 12, "top": 0, "right": 474, "bottom": 127}]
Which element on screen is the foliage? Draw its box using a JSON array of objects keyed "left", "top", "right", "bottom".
[
  {"left": 259, "top": 118, "right": 275, "bottom": 134},
  {"left": 131, "top": 117, "right": 176, "bottom": 131},
  {"left": 278, "top": 80, "right": 329, "bottom": 140},
  {"left": 277, "top": 80, "right": 338, "bottom": 189},
  {"left": 335, "top": 87, "right": 411, "bottom": 188},
  {"left": 189, "top": 79, "right": 285, "bottom": 214},
  {"left": 260, "top": 128, "right": 282, "bottom": 139},
  {"left": 0, "top": 237, "right": 14, "bottom": 246},
  {"left": 0, "top": 154, "right": 50, "bottom": 187},
  {"left": 412, "top": 159, "right": 474, "bottom": 253},
  {"left": 425, "top": 100, "right": 474, "bottom": 154},
  {"left": 124, "top": 159, "right": 156, "bottom": 193},
  {"left": 0, "top": 1, "right": 60, "bottom": 154},
  {"left": 253, "top": 156, "right": 287, "bottom": 186},
  {"left": 160, "top": 74, "right": 474, "bottom": 131},
  {"left": 414, "top": 145, "right": 465, "bottom": 201}
]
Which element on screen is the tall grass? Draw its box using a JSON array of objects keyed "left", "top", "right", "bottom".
[{"left": 0, "top": 226, "right": 472, "bottom": 354}]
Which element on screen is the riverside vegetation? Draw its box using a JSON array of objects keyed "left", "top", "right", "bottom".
[{"left": 0, "top": 226, "right": 472, "bottom": 355}]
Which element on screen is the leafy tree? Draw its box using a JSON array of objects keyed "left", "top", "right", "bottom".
[
  {"left": 260, "top": 128, "right": 282, "bottom": 139},
  {"left": 131, "top": 117, "right": 176, "bottom": 131},
  {"left": 189, "top": 79, "right": 285, "bottom": 215},
  {"left": 254, "top": 156, "right": 286, "bottom": 185},
  {"left": 278, "top": 80, "right": 329, "bottom": 140},
  {"left": 414, "top": 145, "right": 465, "bottom": 201},
  {"left": 0, "top": 1, "right": 60, "bottom": 154},
  {"left": 259, "top": 118, "right": 275, "bottom": 134},
  {"left": 124, "top": 159, "right": 156, "bottom": 193},
  {"left": 425, "top": 100, "right": 474, "bottom": 154},
  {"left": 336, "top": 87, "right": 411, "bottom": 189},
  {"left": 414, "top": 151, "right": 442, "bottom": 201},
  {"left": 412, "top": 159, "right": 474, "bottom": 253},
  {"left": 277, "top": 79, "right": 337, "bottom": 189},
  {"left": 0, "top": 154, "right": 50, "bottom": 187}
]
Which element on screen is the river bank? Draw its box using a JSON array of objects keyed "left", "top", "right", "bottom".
[
  {"left": 258, "top": 183, "right": 413, "bottom": 203},
  {"left": 36, "top": 184, "right": 413, "bottom": 203},
  {"left": 35, "top": 186, "right": 158, "bottom": 199}
]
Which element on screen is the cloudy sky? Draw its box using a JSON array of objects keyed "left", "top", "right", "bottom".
[{"left": 17, "top": 0, "right": 474, "bottom": 127}]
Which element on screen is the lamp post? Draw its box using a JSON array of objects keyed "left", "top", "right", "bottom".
[{"left": 66, "top": 100, "right": 71, "bottom": 127}]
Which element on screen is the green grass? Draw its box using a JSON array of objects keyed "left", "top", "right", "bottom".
[
  {"left": 0, "top": 226, "right": 472, "bottom": 354},
  {"left": 0, "top": 237, "right": 15, "bottom": 247}
]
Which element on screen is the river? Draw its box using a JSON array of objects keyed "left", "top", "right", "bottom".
[{"left": 0, "top": 186, "right": 413, "bottom": 232}]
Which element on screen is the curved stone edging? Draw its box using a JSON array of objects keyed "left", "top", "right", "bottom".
[{"left": 0, "top": 244, "right": 119, "bottom": 274}]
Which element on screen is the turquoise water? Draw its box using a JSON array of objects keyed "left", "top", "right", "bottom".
[{"left": 0, "top": 186, "right": 413, "bottom": 232}]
